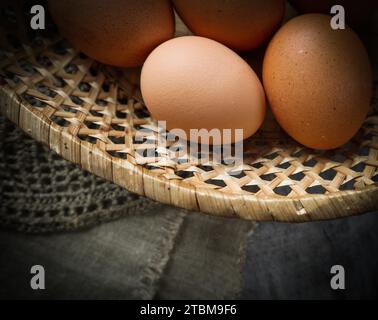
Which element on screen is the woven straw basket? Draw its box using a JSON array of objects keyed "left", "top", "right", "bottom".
[{"left": 1, "top": 1, "right": 377, "bottom": 222}]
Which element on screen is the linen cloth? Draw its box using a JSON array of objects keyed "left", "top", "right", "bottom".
[{"left": 0, "top": 117, "right": 254, "bottom": 299}]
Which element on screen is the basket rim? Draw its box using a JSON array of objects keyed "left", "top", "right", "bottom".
[{"left": 1, "top": 84, "right": 377, "bottom": 222}]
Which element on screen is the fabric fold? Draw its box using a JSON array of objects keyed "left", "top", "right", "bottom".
[{"left": 0, "top": 116, "right": 253, "bottom": 299}]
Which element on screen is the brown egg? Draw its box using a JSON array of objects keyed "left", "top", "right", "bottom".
[
  {"left": 141, "top": 36, "right": 266, "bottom": 144},
  {"left": 48, "top": 0, "right": 174, "bottom": 67},
  {"left": 263, "top": 14, "right": 372, "bottom": 150},
  {"left": 172, "top": 0, "right": 285, "bottom": 51}
]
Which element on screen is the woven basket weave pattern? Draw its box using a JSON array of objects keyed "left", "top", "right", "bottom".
[{"left": 0, "top": 33, "right": 377, "bottom": 221}]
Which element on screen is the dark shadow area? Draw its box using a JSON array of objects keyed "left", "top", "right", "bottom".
[{"left": 242, "top": 211, "right": 378, "bottom": 299}]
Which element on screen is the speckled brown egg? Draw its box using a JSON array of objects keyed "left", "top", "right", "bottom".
[
  {"left": 172, "top": 0, "right": 285, "bottom": 51},
  {"left": 141, "top": 36, "right": 266, "bottom": 144},
  {"left": 48, "top": 0, "right": 175, "bottom": 67},
  {"left": 263, "top": 14, "right": 372, "bottom": 150}
]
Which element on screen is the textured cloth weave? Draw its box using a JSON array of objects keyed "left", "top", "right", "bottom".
[
  {"left": 0, "top": 116, "right": 158, "bottom": 232},
  {"left": 0, "top": 116, "right": 254, "bottom": 299}
]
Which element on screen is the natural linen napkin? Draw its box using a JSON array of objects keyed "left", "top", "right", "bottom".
[{"left": 0, "top": 116, "right": 255, "bottom": 299}]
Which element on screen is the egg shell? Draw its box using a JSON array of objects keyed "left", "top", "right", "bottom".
[
  {"left": 172, "top": 0, "right": 285, "bottom": 51},
  {"left": 141, "top": 36, "right": 266, "bottom": 143},
  {"left": 48, "top": 0, "right": 175, "bottom": 67},
  {"left": 263, "top": 14, "right": 372, "bottom": 150}
]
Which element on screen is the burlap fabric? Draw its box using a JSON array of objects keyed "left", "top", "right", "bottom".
[{"left": 0, "top": 116, "right": 254, "bottom": 299}]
